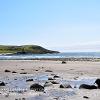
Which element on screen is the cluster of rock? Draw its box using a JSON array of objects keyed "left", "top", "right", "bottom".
[
  {"left": 29, "top": 78, "right": 100, "bottom": 92},
  {"left": 1, "top": 75, "right": 100, "bottom": 91},
  {"left": 79, "top": 79, "right": 100, "bottom": 89},
  {"left": 1, "top": 69, "right": 100, "bottom": 97}
]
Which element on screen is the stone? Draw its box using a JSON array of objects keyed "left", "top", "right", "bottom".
[
  {"left": 95, "top": 79, "right": 100, "bottom": 88},
  {"left": 20, "top": 72, "right": 27, "bottom": 74},
  {"left": 0, "top": 82, "right": 6, "bottom": 86},
  {"left": 21, "top": 69, "right": 24, "bottom": 70},
  {"left": 30, "top": 83, "right": 44, "bottom": 91},
  {"left": 83, "top": 96, "right": 89, "bottom": 99},
  {"left": 4, "top": 69, "right": 11, "bottom": 72},
  {"left": 62, "top": 61, "right": 66, "bottom": 64},
  {"left": 45, "top": 70, "right": 53, "bottom": 72},
  {"left": 79, "top": 84, "right": 97, "bottom": 89},
  {"left": 60, "top": 84, "right": 72, "bottom": 88},
  {"left": 12, "top": 71, "right": 17, "bottom": 73},
  {"left": 22, "top": 98, "right": 26, "bottom": 100},
  {"left": 51, "top": 81, "right": 59, "bottom": 84},
  {"left": 48, "top": 77, "right": 54, "bottom": 80},
  {"left": 44, "top": 81, "right": 52, "bottom": 87},
  {"left": 53, "top": 75, "right": 60, "bottom": 78},
  {"left": 26, "top": 79, "right": 33, "bottom": 82}
]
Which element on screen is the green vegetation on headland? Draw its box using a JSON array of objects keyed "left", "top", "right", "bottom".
[{"left": 0, "top": 45, "right": 59, "bottom": 54}]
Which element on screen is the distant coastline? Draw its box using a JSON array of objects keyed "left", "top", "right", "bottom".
[{"left": 0, "top": 45, "right": 59, "bottom": 55}]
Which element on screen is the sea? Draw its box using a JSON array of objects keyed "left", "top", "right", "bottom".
[{"left": 0, "top": 52, "right": 100, "bottom": 60}]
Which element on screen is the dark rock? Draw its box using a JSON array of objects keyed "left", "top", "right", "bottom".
[
  {"left": 12, "top": 71, "right": 17, "bottom": 73},
  {"left": 60, "top": 84, "right": 72, "bottom": 88},
  {"left": 44, "top": 91, "right": 46, "bottom": 93},
  {"left": 48, "top": 77, "right": 54, "bottom": 80},
  {"left": 44, "top": 82, "right": 52, "bottom": 87},
  {"left": 70, "top": 69, "right": 74, "bottom": 70},
  {"left": 51, "top": 81, "right": 59, "bottom": 84},
  {"left": 5, "top": 93, "right": 9, "bottom": 97},
  {"left": 79, "top": 84, "right": 97, "bottom": 89},
  {"left": 95, "top": 79, "right": 100, "bottom": 88},
  {"left": 53, "top": 97, "right": 59, "bottom": 100},
  {"left": 20, "top": 72, "right": 27, "bottom": 74},
  {"left": 17, "top": 90, "right": 23, "bottom": 93},
  {"left": 26, "top": 79, "right": 33, "bottom": 82},
  {"left": 51, "top": 74, "right": 56, "bottom": 76},
  {"left": 53, "top": 75, "right": 60, "bottom": 78},
  {"left": 74, "top": 86, "right": 77, "bottom": 88},
  {"left": 21, "top": 69, "right": 24, "bottom": 70},
  {"left": 4, "top": 69, "right": 11, "bottom": 72},
  {"left": 22, "top": 98, "right": 26, "bottom": 100},
  {"left": 74, "top": 77, "right": 79, "bottom": 80},
  {"left": 30, "top": 83, "right": 44, "bottom": 91},
  {"left": 83, "top": 96, "right": 89, "bottom": 99},
  {"left": 0, "top": 82, "right": 6, "bottom": 86},
  {"left": 45, "top": 70, "right": 53, "bottom": 72},
  {"left": 35, "top": 70, "right": 38, "bottom": 71},
  {"left": 62, "top": 61, "right": 66, "bottom": 64}
]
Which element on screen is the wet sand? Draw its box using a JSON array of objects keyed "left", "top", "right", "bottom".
[{"left": 0, "top": 60, "right": 100, "bottom": 100}]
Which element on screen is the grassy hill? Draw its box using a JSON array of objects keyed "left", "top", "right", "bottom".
[{"left": 0, "top": 45, "right": 59, "bottom": 54}]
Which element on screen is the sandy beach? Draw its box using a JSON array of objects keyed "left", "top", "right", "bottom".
[{"left": 0, "top": 60, "right": 100, "bottom": 100}]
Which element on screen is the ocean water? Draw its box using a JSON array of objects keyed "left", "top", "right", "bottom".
[{"left": 0, "top": 52, "right": 100, "bottom": 60}]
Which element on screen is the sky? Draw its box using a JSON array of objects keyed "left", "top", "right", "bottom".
[{"left": 0, "top": 0, "right": 100, "bottom": 52}]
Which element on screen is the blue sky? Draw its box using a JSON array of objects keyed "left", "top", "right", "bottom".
[{"left": 0, "top": 0, "right": 100, "bottom": 52}]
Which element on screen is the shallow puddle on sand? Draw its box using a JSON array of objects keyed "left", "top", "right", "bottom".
[
  {"left": 0, "top": 74, "right": 98, "bottom": 94},
  {"left": 0, "top": 74, "right": 48, "bottom": 92},
  {"left": 60, "top": 77, "right": 97, "bottom": 88}
]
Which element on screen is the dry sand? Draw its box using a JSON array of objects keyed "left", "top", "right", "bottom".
[{"left": 0, "top": 60, "right": 100, "bottom": 100}]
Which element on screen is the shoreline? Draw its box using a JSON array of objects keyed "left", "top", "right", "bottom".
[{"left": 0, "top": 57, "right": 100, "bottom": 61}]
